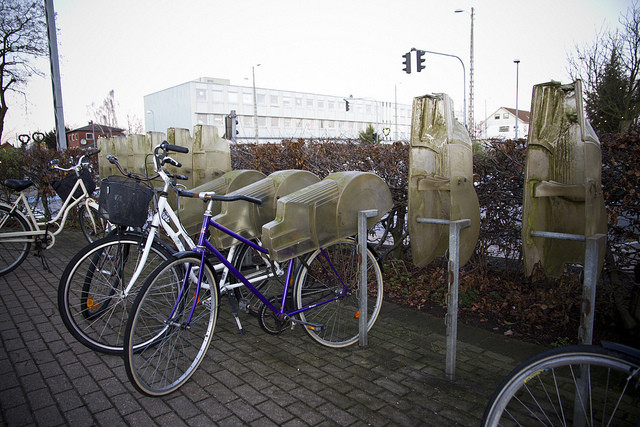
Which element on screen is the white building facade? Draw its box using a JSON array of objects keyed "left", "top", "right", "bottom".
[
  {"left": 479, "top": 107, "right": 530, "bottom": 140},
  {"left": 144, "top": 77, "right": 413, "bottom": 142}
]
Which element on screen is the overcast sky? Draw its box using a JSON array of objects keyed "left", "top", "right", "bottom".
[{"left": 2, "top": 0, "right": 633, "bottom": 143}]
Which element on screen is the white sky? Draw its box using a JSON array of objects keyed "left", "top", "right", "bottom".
[{"left": 2, "top": 0, "right": 633, "bottom": 143}]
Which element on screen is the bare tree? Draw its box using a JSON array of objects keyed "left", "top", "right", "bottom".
[
  {"left": 0, "top": 0, "right": 49, "bottom": 142},
  {"left": 87, "top": 89, "right": 120, "bottom": 128},
  {"left": 568, "top": 2, "right": 640, "bottom": 133}
]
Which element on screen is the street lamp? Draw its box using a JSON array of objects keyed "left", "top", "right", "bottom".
[
  {"left": 455, "top": 7, "right": 474, "bottom": 138},
  {"left": 252, "top": 64, "right": 261, "bottom": 144},
  {"left": 514, "top": 59, "right": 520, "bottom": 140}
]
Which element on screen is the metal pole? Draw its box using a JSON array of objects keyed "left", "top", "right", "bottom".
[
  {"left": 45, "top": 0, "right": 66, "bottom": 149},
  {"left": 358, "top": 209, "right": 378, "bottom": 346},
  {"left": 469, "top": 7, "right": 474, "bottom": 139},
  {"left": 252, "top": 64, "right": 260, "bottom": 144},
  {"left": 514, "top": 59, "right": 520, "bottom": 140},
  {"left": 416, "top": 217, "right": 471, "bottom": 380}
]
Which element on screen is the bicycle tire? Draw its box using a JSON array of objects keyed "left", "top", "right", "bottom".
[
  {"left": 124, "top": 253, "right": 219, "bottom": 396},
  {"left": 230, "top": 242, "right": 282, "bottom": 316},
  {"left": 57, "top": 233, "right": 173, "bottom": 354},
  {"left": 0, "top": 204, "right": 33, "bottom": 276},
  {"left": 78, "top": 203, "right": 109, "bottom": 243},
  {"left": 293, "top": 238, "right": 383, "bottom": 348},
  {"left": 482, "top": 344, "right": 640, "bottom": 426}
]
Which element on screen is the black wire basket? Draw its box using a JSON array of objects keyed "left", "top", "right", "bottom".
[
  {"left": 98, "top": 176, "right": 154, "bottom": 228},
  {"left": 52, "top": 169, "right": 96, "bottom": 201}
]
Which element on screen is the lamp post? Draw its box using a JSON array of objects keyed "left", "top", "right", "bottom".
[
  {"left": 514, "top": 59, "right": 520, "bottom": 140},
  {"left": 146, "top": 110, "right": 155, "bottom": 132},
  {"left": 455, "top": 7, "right": 474, "bottom": 138},
  {"left": 252, "top": 64, "right": 261, "bottom": 144}
]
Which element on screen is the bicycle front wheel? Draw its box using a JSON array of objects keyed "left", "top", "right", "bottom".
[
  {"left": 0, "top": 204, "right": 32, "bottom": 276},
  {"left": 78, "top": 203, "right": 110, "bottom": 243},
  {"left": 124, "top": 254, "right": 219, "bottom": 397},
  {"left": 293, "top": 238, "right": 383, "bottom": 348},
  {"left": 57, "top": 233, "right": 173, "bottom": 354},
  {"left": 482, "top": 344, "right": 640, "bottom": 426}
]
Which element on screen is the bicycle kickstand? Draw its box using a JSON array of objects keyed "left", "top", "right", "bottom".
[{"left": 226, "top": 292, "right": 245, "bottom": 335}]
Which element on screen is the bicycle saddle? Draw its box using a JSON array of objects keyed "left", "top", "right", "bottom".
[{"left": 3, "top": 179, "right": 34, "bottom": 192}]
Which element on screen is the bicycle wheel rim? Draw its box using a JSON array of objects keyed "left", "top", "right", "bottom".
[
  {"left": 294, "top": 239, "right": 383, "bottom": 348},
  {"left": 0, "top": 205, "right": 32, "bottom": 276},
  {"left": 125, "top": 255, "right": 218, "bottom": 396},
  {"left": 483, "top": 345, "right": 640, "bottom": 426},
  {"left": 58, "top": 235, "right": 172, "bottom": 354}
]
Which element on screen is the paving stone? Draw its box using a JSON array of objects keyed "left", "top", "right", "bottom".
[{"left": 0, "top": 231, "right": 548, "bottom": 427}]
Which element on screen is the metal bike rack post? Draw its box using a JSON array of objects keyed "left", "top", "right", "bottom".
[
  {"left": 416, "top": 217, "right": 471, "bottom": 380},
  {"left": 358, "top": 209, "right": 378, "bottom": 347},
  {"left": 529, "top": 231, "right": 606, "bottom": 346}
]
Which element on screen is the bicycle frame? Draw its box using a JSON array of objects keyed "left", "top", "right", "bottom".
[
  {"left": 179, "top": 210, "right": 350, "bottom": 326},
  {"left": 0, "top": 175, "right": 96, "bottom": 245}
]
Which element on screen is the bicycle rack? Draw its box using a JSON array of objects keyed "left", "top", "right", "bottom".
[
  {"left": 358, "top": 209, "right": 379, "bottom": 347},
  {"left": 416, "top": 217, "right": 471, "bottom": 380},
  {"left": 529, "top": 231, "right": 607, "bottom": 346}
]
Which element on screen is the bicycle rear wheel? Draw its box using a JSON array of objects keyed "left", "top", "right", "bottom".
[
  {"left": 293, "top": 238, "right": 383, "bottom": 348},
  {"left": 57, "top": 233, "right": 173, "bottom": 354},
  {"left": 0, "top": 204, "right": 32, "bottom": 276},
  {"left": 124, "top": 253, "right": 219, "bottom": 397},
  {"left": 482, "top": 344, "right": 640, "bottom": 426}
]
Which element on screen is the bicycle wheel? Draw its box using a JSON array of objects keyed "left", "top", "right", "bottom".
[
  {"left": 78, "top": 203, "right": 110, "bottom": 243},
  {"left": 124, "top": 253, "right": 219, "bottom": 397},
  {"left": 293, "top": 238, "right": 383, "bottom": 348},
  {"left": 57, "top": 233, "right": 173, "bottom": 354},
  {"left": 482, "top": 344, "right": 640, "bottom": 426},
  {"left": 0, "top": 204, "right": 32, "bottom": 276},
  {"left": 231, "top": 242, "right": 282, "bottom": 316}
]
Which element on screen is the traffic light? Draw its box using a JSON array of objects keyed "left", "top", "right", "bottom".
[
  {"left": 402, "top": 52, "right": 411, "bottom": 74},
  {"left": 345, "top": 100, "right": 350, "bottom": 111},
  {"left": 416, "top": 50, "right": 426, "bottom": 72}
]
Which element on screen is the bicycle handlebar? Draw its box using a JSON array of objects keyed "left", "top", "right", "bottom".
[
  {"left": 176, "top": 189, "right": 262, "bottom": 205},
  {"left": 50, "top": 149, "right": 101, "bottom": 173}
]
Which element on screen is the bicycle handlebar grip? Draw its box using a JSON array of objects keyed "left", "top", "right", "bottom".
[
  {"left": 164, "top": 143, "right": 189, "bottom": 154},
  {"left": 170, "top": 174, "right": 189, "bottom": 181},
  {"left": 222, "top": 194, "right": 262, "bottom": 205},
  {"left": 87, "top": 149, "right": 101, "bottom": 157}
]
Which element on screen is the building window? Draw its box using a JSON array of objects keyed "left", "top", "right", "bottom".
[
  {"left": 503, "top": 113, "right": 509, "bottom": 119},
  {"left": 271, "top": 117, "right": 279, "bottom": 126},
  {"left": 257, "top": 94, "right": 266, "bottom": 105},
  {"left": 328, "top": 100, "right": 335, "bottom": 110},
  {"left": 282, "top": 96, "right": 291, "bottom": 107},
  {"left": 212, "top": 90, "right": 223, "bottom": 102},
  {"left": 307, "top": 99, "right": 314, "bottom": 108},
  {"left": 196, "top": 89, "right": 207, "bottom": 101},
  {"left": 228, "top": 92, "right": 238, "bottom": 103},
  {"left": 243, "top": 93, "right": 252, "bottom": 104},
  {"left": 86, "top": 133, "right": 94, "bottom": 140},
  {"left": 494, "top": 114, "right": 500, "bottom": 120},
  {"left": 270, "top": 95, "right": 279, "bottom": 106},
  {"left": 317, "top": 99, "right": 324, "bottom": 109},
  {"left": 295, "top": 97, "right": 303, "bottom": 107},
  {"left": 499, "top": 126, "right": 510, "bottom": 132}
]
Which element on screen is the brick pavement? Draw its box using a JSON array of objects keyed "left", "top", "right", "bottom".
[{"left": 0, "top": 230, "right": 545, "bottom": 426}]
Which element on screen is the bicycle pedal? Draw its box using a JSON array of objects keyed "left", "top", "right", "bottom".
[{"left": 306, "top": 323, "right": 326, "bottom": 332}]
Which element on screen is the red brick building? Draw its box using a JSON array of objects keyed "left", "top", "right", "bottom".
[{"left": 66, "top": 122, "right": 125, "bottom": 149}]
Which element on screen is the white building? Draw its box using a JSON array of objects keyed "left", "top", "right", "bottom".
[
  {"left": 478, "top": 107, "right": 530, "bottom": 140},
  {"left": 144, "top": 77, "right": 413, "bottom": 142}
]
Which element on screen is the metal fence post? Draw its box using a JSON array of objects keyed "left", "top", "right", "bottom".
[
  {"left": 416, "top": 217, "right": 471, "bottom": 380},
  {"left": 359, "top": 210, "right": 378, "bottom": 347}
]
